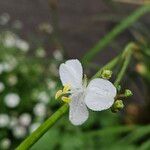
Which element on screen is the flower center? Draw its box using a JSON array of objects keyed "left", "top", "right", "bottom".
[{"left": 55, "top": 84, "right": 85, "bottom": 103}]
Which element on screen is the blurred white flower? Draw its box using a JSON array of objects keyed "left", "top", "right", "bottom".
[
  {"left": 29, "top": 122, "right": 41, "bottom": 133},
  {"left": 49, "top": 63, "right": 58, "bottom": 76},
  {"left": 36, "top": 47, "right": 46, "bottom": 58},
  {"left": 12, "top": 20, "right": 23, "bottom": 29},
  {"left": 9, "top": 116, "right": 18, "bottom": 129},
  {"left": 12, "top": 125, "right": 27, "bottom": 139},
  {"left": 47, "top": 80, "right": 56, "bottom": 90},
  {"left": 0, "top": 13, "right": 10, "bottom": 25},
  {"left": 53, "top": 49, "right": 63, "bottom": 61},
  {"left": 0, "top": 114, "right": 10, "bottom": 128},
  {"left": 33, "top": 103, "right": 46, "bottom": 117},
  {"left": 8, "top": 75, "right": 18, "bottom": 86},
  {"left": 0, "top": 138, "right": 11, "bottom": 150},
  {"left": 15, "top": 39, "right": 29, "bottom": 52},
  {"left": 57, "top": 59, "right": 117, "bottom": 125},
  {"left": 4, "top": 93, "right": 20, "bottom": 108},
  {"left": 0, "top": 82, "right": 5, "bottom": 93},
  {"left": 19, "top": 113, "right": 31, "bottom": 127},
  {"left": 2, "top": 31, "right": 16, "bottom": 48},
  {"left": 37, "top": 91, "right": 49, "bottom": 103}
]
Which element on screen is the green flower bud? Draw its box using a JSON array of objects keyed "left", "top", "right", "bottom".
[
  {"left": 124, "top": 89, "right": 133, "bottom": 97},
  {"left": 101, "top": 69, "right": 112, "bottom": 79},
  {"left": 111, "top": 100, "right": 124, "bottom": 113}
]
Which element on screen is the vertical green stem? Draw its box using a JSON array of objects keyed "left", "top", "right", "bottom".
[
  {"left": 82, "top": 5, "right": 150, "bottom": 65},
  {"left": 114, "top": 43, "right": 137, "bottom": 86}
]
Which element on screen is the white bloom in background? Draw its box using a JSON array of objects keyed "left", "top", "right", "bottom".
[
  {"left": 19, "top": 113, "right": 31, "bottom": 127},
  {"left": 0, "top": 64, "right": 4, "bottom": 74},
  {"left": 0, "top": 138, "right": 11, "bottom": 150},
  {"left": 47, "top": 80, "right": 56, "bottom": 90},
  {"left": 29, "top": 122, "right": 41, "bottom": 133},
  {"left": 4, "top": 93, "right": 20, "bottom": 108},
  {"left": 53, "top": 49, "right": 63, "bottom": 61},
  {"left": 8, "top": 75, "right": 18, "bottom": 86},
  {"left": 56, "top": 59, "right": 117, "bottom": 125},
  {"left": 49, "top": 63, "right": 58, "bottom": 76},
  {"left": 9, "top": 116, "right": 18, "bottom": 129},
  {"left": 0, "top": 13, "right": 10, "bottom": 25},
  {"left": 2, "top": 31, "right": 16, "bottom": 48},
  {"left": 12, "top": 125, "right": 27, "bottom": 139},
  {"left": 33, "top": 103, "right": 46, "bottom": 117},
  {"left": 12, "top": 20, "right": 23, "bottom": 29},
  {"left": 0, "top": 114, "right": 10, "bottom": 128},
  {"left": 0, "top": 82, "right": 5, "bottom": 93},
  {"left": 36, "top": 47, "right": 46, "bottom": 58},
  {"left": 15, "top": 39, "right": 29, "bottom": 52},
  {"left": 37, "top": 91, "right": 49, "bottom": 103}
]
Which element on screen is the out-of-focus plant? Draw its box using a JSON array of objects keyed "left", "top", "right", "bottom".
[{"left": 0, "top": 31, "right": 64, "bottom": 149}]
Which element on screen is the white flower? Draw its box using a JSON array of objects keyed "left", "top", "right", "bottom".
[
  {"left": 4, "top": 93, "right": 20, "bottom": 108},
  {"left": 7, "top": 75, "right": 18, "bottom": 86},
  {"left": 33, "top": 103, "right": 46, "bottom": 117},
  {"left": 29, "top": 122, "right": 41, "bottom": 133},
  {"left": 9, "top": 116, "right": 18, "bottom": 128},
  {"left": 57, "top": 59, "right": 117, "bottom": 125},
  {"left": 0, "top": 138, "right": 11, "bottom": 150},
  {"left": 0, "top": 13, "right": 10, "bottom": 25},
  {"left": 36, "top": 47, "right": 46, "bottom": 58},
  {"left": 2, "top": 31, "right": 16, "bottom": 48},
  {"left": 0, "top": 82, "right": 5, "bottom": 93},
  {"left": 0, "top": 114, "right": 10, "bottom": 128},
  {"left": 53, "top": 49, "right": 63, "bottom": 61},
  {"left": 19, "top": 113, "right": 32, "bottom": 127},
  {"left": 12, "top": 125, "right": 27, "bottom": 139},
  {"left": 37, "top": 91, "right": 49, "bottom": 104},
  {"left": 15, "top": 39, "right": 29, "bottom": 52}
]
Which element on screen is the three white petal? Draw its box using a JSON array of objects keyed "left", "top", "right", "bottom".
[{"left": 59, "top": 59, "right": 116, "bottom": 125}]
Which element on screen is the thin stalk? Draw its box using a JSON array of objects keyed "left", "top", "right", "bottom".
[
  {"left": 114, "top": 43, "right": 137, "bottom": 86},
  {"left": 82, "top": 5, "right": 150, "bottom": 65}
]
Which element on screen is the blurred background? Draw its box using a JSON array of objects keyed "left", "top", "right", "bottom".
[{"left": 0, "top": 0, "right": 150, "bottom": 150}]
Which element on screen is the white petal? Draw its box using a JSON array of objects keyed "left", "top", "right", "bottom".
[
  {"left": 85, "top": 78, "right": 116, "bottom": 111},
  {"left": 59, "top": 59, "right": 83, "bottom": 88},
  {"left": 69, "top": 94, "right": 89, "bottom": 125}
]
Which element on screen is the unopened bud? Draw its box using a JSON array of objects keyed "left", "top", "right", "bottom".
[
  {"left": 111, "top": 100, "right": 124, "bottom": 113},
  {"left": 125, "top": 89, "right": 133, "bottom": 97},
  {"left": 101, "top": 69, "right": 112, "bottom": 79}
]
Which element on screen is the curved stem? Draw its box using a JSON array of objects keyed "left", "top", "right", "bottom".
[
  {"left": 114, "top": 43, "right": 138, "bottom": 86},
  {"left": 82, "top": 5, "right": 150, "bottom": 65}
]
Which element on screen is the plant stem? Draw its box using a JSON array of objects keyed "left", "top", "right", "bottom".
[
  {"left": 114, "top": 43, "right": 137, "bottom": 86},
  {"left": 16, "top": 104, "right": 69, "bottom": 150},
  {"left": 82, "top": 5, "right": 150, "bottom": 65},
  {"left": 92, "top": 54, "right": 121, "bottom": 79}
]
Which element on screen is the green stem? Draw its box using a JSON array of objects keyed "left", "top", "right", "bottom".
[
  {"left": 114, "top": 43, "right": 137, "bottom": 86},
  {"left": 16, "top": 104, "right": 69, "bottom": 150},
  {"left": 92, "top": 54, "right": 121, "bottom": 79},
  {"left": 82, "top": 5, "right": 150, "bottom": 65}
]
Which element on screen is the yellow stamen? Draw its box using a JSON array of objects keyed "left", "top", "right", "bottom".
[
  {"left": 63, "top": 84, "right": 71, "bottom": 93},
  {"left": 55, "top": 90, "right": 63, "bottom": 99},
  {"left": 61, "top": 96, "right": 71, "bottom": 103}
]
